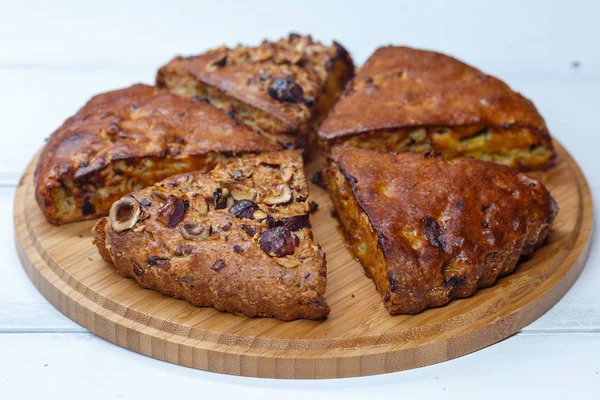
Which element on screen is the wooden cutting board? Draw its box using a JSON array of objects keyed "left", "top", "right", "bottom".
[{"left": 14, "top": 141, "right": 592, "bottom": 379}]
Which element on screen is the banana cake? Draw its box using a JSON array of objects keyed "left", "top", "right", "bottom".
[
  {"left": 92, "top": 150, "right": 328, "bottom": 321},
  {"left": 156, "top": 33, "right": 354, "bottom": 154},
  {"left": 35, "top": 84, "right": 280, "bottom": 225},
  {"left": 319, "top": 46, "right": 555, "bottom": 170},
  {"left": 326, "top": 147, "right": 558, "bottom": 314}
]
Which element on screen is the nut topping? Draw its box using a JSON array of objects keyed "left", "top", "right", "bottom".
[
  {"left": 281, "top": 167, "right": 294, "bottom": 183},
  {"left": 193, "top": 195, "right": 208, "bottom": 215},
  {"left": 213, "top": 188, "right": 229, "bottom": 210},
  {"left": 268, "top": 77, "right": 304, "bottom": 104},
  {"left": 152, "top": 190, "right": 168, "bottom": 202},
  {"left": 157, "top": 195, "right": 187, "bottom": 228},
  {"left": 264, "top": 186, "right": 292, "bottom": 205},
  {"left": 179, "top": 222, "right": 212, "bottom": 241},
  {"left": 231, "top": 185, "right": 257, "bottom": 201},
  {"left": 259, "top": 226, "right": 299, "bottom": 257},
  {"left": 109, "top": 196, "right": 142, "bottom": 232},
  {"left": 228, "top": 200, "right": 259, "bottom": 219},
  {"left": 253, "top": 209, "right": 267, "bottom": 220},
  {"left": 275, "top": 258, "right": 300, "bottom": 269}
]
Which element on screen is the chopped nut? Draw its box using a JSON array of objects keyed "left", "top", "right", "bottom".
[
  {"left": 275, "top": 258, "right": 300, "bottom": 268},
  {"left": 268, "top": 77, "right": 304, "bottom": 103},
  {"left": 179, "top": 222, "right": 211, "bottom": 241},
  {"left": 109, "top": 196, "right": 142, "bottom": 232},
  {"left": 152, "top": 190, "right": 168, "bottom": 202},
  {"left": 231, "top": 185, "right": 257, "bottom": 201},
  {"left": 253, "top": 209, "right": 268, "bottom": 220},
  {"left": 281, "top": 168, "right": 294, "bottom": 183},
  {"left": 264, "top": 186, "right": 292, "bottom": 205},
  {"left": 193, "top": 195, "right": 208, "bottom": 215}
]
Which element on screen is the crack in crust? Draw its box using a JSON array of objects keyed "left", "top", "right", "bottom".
[
  {"left": 326, "top": 147, "right": 558, "bottom": 314},
  {"left": 92, "top": 150, "right": 329, "bottom": 321},
  {"left": 34, "top": 84, "right": 281, "bottom": 225}
]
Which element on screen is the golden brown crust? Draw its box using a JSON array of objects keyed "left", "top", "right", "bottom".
[
  {"left": 326, "top": 147, "right": 558, "bottom": 314},
  {"left": 157, "top": 34, "right": 354, "bottom": 150},
  {"left": 92, "top": 150, "right": 328, "bottom": 321},
  {"left": 319, "top": 46, "right": 555, "bottom": 170},
  {"left": 35, "top": 84, "right": 281, "bottom": 225}
]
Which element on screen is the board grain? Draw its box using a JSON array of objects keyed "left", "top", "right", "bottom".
[{"left": 14, "top": 141, "right": 593, "bottom": 379}]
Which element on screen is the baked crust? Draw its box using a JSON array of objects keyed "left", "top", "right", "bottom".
[
  {"left": 35, "top": 84, "right": 281, "bottom": 225},
  {"left": 156, "top": 33, "right": 354, "bottom": 152},
  {"left": 319, "top": 46, "right": 555, "bottom": 170},
  {"left": 92, "top": 150, "right": 328, "bottom": 321},
  {"left": 326, "top": 147, "right": 558, "bottom": 314}
]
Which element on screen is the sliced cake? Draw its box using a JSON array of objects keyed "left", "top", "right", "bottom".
[
  {"left": 35, "top": 84, "right": 281, "bottom": 225},
  {"left": 319, "top": 46, "right": 555, "bottom": 170},
  {"left": 156, "top": 33, "right": 354, "bottom": 154},
  {"left": 92, "top": 150, "right": 328, "bottom": 321},
  {"left": 326, "top": 147, "right": 558, "bottom": 314}
]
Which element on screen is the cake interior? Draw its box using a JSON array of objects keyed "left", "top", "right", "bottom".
[
  {"left": 325, "top": 160, "right": 393, "bottom": 308},
  {"left": 330, "top": 125, "right": 554, "bottom": 170},
  {"left": 158, "top": 58, "right": 352, "bottom": 155},
  {"left": 43, "top": 152, "right": 233, "bottom": 224}
]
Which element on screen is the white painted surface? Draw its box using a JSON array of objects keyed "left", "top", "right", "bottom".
[{"left": 1, "top": 0, "right": 599, "bottom": 398}]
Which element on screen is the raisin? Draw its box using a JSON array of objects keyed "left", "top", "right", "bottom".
[
  {"left": 213, "top": 188, "right": 228, "bottom": 210},
  {"left": 422, "top": 216, "right": 446, "bottom": 250},
  {"left": 82, "top": 197, "right": 96, "bottom": 216},
  {"left": 140, "top": 198, "right": 152, "bottom": 207},
  {"left": 211, "top": 259, "right": 226, "bottom": 272},
  {"left": 220, "top": 222, "right": 232, "bottom": 231},
  {"left": 275, "top": 214, "right": 310, "bottom": 231},
  {"left": 132, "top": 261, "right": 144, "bottom": 278},
  {"left": 241, "top": 223, "right": 257, "bottom": 237},
  {"left": 259, "top": 226, "right": 299, "bottom": 257},
  {"left": 212, "top": 55, "right": 227, "bottom": 67},
  {"left": 268, "top": 78, "right": 304, "bottom": 103},
  {"left": 157, "top": 195, "right": 186, "bottom": 228},
  {"left": 228, "top": 200, "right": 259, "bottom": 219},
  {"left": 309, "top": 201, "right": 319, "bottom": 213},
  {"left": 233, "top": 245, "right": 242, "bottom": 254}
]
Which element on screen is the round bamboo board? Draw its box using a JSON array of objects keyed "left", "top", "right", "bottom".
[{"left": 14, "top": 141, "right": 593, "bottom": 379}]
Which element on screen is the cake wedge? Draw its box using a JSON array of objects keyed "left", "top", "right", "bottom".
[
  {"left": 325, "top": 147, "right": 558, "bottom": 314},
  {"left": 319, "top": 46, "right": 555, "bottom": 170},
  {"left": 92, "top": 150, "right": 328, "bottom": 321},
  {"left": 157, "top": 33, "right": 354, "bottom": 154},
  {"left": 35, "top": 84, "right": 280, "bottom": 225}
]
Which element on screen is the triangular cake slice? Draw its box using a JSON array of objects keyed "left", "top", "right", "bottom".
[
  {"left": 325, "top": 147, "right": 558, "bottom": 314},
  {"left": 319, "top": 46, "right": 555, "bottom": 170},
  {"left": 156, "top": 33, "right": 354, "bottom": 153},
  {"left": 92, "top": 150, "right": 328, "bottom": 321},
  {"left": 35, "top": 84, "right": 280, "bottom": 225}
]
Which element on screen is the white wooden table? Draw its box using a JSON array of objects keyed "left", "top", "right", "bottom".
[{"left": 1, "top": 0, "right": 599, "bottom": 398}]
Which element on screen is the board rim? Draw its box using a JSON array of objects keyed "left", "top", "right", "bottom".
[{"left": 14, "top": 141, "right": 593, "bottom": 378}]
